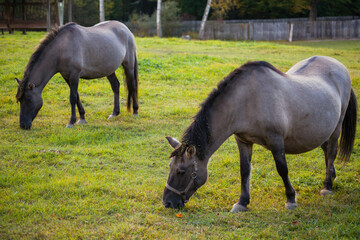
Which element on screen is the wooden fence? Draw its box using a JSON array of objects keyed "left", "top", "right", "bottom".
[{"left": 178, "top": 17, "right": 360, "bottom": 41}]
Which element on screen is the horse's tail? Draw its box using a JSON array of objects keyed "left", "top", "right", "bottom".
[
  {"left": 339, "top": 88, "right": 357, "bottom": 161},
  {"left": 124, "top": 53, "right": 139, "bottom": 113}
]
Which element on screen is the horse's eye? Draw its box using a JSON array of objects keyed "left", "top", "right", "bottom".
[{"left": 177, "top": 169, "right": 185, "bottom": 175}]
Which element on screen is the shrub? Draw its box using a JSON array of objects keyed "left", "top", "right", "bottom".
[{"left": 128, "top": 1, "right": 181, "bottom": 37}]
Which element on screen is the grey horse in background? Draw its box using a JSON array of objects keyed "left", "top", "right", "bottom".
[
  {"left": 163, "top": 56, "right": 357, "bottom": 212},
  {"left": 16, "top": 21, "right": 139, "bottom": 129}
]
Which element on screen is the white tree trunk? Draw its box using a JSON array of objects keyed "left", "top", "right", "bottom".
[
  {"left": 99, "top": 0, "right": 105, "bottom": 22},
  {"left": 156, "top": 0, "right": 162, "bottom": 37},
  {"left": 199, "top": 0, "right": 211, "bottom": 40}
]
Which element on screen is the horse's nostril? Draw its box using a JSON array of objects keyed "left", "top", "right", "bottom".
[
  {"left": 164, "top": 201, "right": 172, "bottom": 208},
  {"left": 176, "top": 202, "right": 184, "bottom": 209},
  {"left": 20, "top": 121, "right": 31, "bottom": 130}
]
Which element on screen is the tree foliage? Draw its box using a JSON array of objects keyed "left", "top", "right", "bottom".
[
  {"left": 209, "top": 0, "right": 359, "bottom": 20},
  {"left": 66, "top": 0, "right": 359, "bottom": 26}
]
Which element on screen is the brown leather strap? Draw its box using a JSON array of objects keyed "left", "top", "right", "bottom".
[{"left": 165, "top": 178, "right": 195, "bottom": 203}]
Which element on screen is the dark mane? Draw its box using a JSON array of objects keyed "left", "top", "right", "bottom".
[
  {"left": 171, "top": 61, "right": 284, "bottom": 160},
  {"left": 16, "top": 22, "right": 77, "bottom": 100}
]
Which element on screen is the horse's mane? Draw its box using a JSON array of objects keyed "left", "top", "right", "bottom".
[
  {"left": 16, "top": 22, "right": 77, "bottom": 100},
  {"left": 171, "top": 61, "right": 284, "bottom": 160}
]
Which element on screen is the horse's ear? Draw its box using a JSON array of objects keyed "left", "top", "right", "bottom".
[
  {"left": 15, "top": 78, "right": 20, "bottom": 85},
  {"left": 27, "top": 83, "right": 35, "bottom": 90},
  {"left": 185, "top": 145, "right": 196, "bottom": 159},
  {"left": 166, "top": 136, "right": 181, "bottom": 149}
]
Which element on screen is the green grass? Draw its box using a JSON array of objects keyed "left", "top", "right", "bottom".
[{"left": 1, "top": 31, "right": 360, "bottom": 239}]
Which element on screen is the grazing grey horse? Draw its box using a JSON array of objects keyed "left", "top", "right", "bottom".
[
  {"left": 16, "top": 21, "right": 138, "bottom": 129},
  {"left": 163, "top": 56, "right": 357, "bottom": 212}
]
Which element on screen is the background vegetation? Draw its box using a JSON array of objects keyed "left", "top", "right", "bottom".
[
  {"left": 0, "top": 33, "right": 359, "bottom": 239},
  {"left": 65, "top": 0, "right": 360, "bottom": 26}
]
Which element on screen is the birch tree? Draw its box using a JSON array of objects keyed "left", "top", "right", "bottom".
[
  {"left": 156, "top": 0, "right": 162, "bottom": 37},
  {"left": 99, "top": 0, "right": 105, "bottom": 22},
  {"left": 199, "top": 0, "right": 211, "bottom": 40}
]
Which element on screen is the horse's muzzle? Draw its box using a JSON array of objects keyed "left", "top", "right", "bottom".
[
  {"left": 163, "top": 188, "right": 185, "bottom": 209},
  {"left": 20, "top": 121, "right": 32, "bottom": 130},
  {"left": 163, "top": 199, "right": 185, "bottom": 209}
]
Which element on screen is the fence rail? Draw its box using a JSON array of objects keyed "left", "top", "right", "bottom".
[
  {"left": 194, "top": 17, "right": 360, "bottom": 41},
  {"left": 171, "top": 16, "right": 360, "bottom": 41}
]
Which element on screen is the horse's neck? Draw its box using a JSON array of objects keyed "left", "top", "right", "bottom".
[
  {"left": 203, "top": 100, "right": 238, "bottom": 161},
  {"left": 30, "top": 53, "right": 58, "bottom": 90}
]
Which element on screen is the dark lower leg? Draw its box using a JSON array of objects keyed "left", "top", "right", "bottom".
[
  {"left": 69, "top": 91, "right": 77, "bottom": 125},
  {"left": 322, "top": 140, "right": 338, "bottom": 191},
  {"left": 107, "top": 73, "right": 120, "bottom": 116},
  {"left": 67, "top": 76, "right": 80, "bottom": 126},
  {"left": 123, "top": 64, "right": 138, "bottom": 115},
  {"left": 239, "top": 146, "right": 252, "bottom": 207},
  {"left": 272, "top": 148, "right": 296, "bottom": 204},
  {"left": 76, "top": 93, "right": 86, "bottom": 120},
  {"left": 234, "top": 137, "right": 253, "bottom": 210}
]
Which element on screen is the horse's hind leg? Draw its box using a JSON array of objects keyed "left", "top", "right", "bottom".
[
  {"left": 107, "top": 73, "right": 120, "bottom": 119},
  {"left": 123, "top": 58, "right": 139, "bottom": 115},
  {"left": 75, "top": 93, "right": 86, "bottom": 124},
  {"left": 231, "top": 136, "right": 253, "bottom": 213},
  {"left": 320, "top": 139, "right": 338, "bottom": 196}
]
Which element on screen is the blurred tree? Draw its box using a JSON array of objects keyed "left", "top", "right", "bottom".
[
  {"left": 211, "top": 0, "right": 240, "bottom": 19},
  {"left": 100, "top": 0, "right": 105, "bottom": 21},
  {"left": 175, "top": 0, "right": 208, "bottom": 20},
  {"left": 106, "top": 0, "right": 157, "bottom": 21},
  {"left": 68, "top": 0, "right": 359, "bottom": 27},
  {"left": 210, "top": 0, "right": 359, "bottom": 20},
  {"left": 199, "top": 0, "right": 211, "bottom": 39},
  {"left": 161, "top": 1, "right": 181, "bottom": 36},
  {"left": 318, "top": 0, "right": 360, "bottom": 17},
  {"left": 71, "top": 0, "right": 99, "bottom": 26},
  {"left": 157, "top": 0, "right": 162, "bottom": 37}
]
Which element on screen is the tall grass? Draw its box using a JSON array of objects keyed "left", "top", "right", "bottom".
[{"left": 0, "top": 32, "right": 359, "bottom": 239}]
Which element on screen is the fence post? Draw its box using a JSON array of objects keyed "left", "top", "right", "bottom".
[
  {"left": 288, "top": 23, "right": 294, "bottom": 42},
  {"left": 249, "top": 22, "right": 253, "bottom": 40},
  {"left": 46, "top": 0, "right": 51, "bottom": 31}
]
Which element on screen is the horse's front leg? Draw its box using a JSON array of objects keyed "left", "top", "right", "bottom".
[
  {"left": 66, "top": 75, "right": 81, "bottom": 128},
  {"left": 270, "top": 138, "right": 297, "bottom": 210},
  {"left": 231, "top": 136, "right": 253, "bottom": 213}
]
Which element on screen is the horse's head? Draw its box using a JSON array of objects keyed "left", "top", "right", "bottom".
[
  {"left": 163, "top": 137, "right": 208, "bottom": 209},
  {"left": 16, "top": 78, "right": 43, "bottom": 130}
]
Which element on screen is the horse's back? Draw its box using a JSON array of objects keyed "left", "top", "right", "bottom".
[
  {"left": 287, "top": 56, "right": 351, "bottom": 115},
  {"left": 287, "top": 56, "right": 351, "bottom": 94},
  {"left": 58, "top": 21, "right": 135, "bottom": 79},
  {"left": 91, "top": 21, "right": 135, "bottom": 43}
]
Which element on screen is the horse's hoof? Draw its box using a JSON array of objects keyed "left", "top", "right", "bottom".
[
  {"left": 230, "top": 203, "right": 247, "bottom": 213},
  {"left": 66, "top": 123, "right": 74, "bottom": 128},
  {"left": 133, "top": 113, "right": 139, "bottom": 117},
  {"left": 320, "top": 189, "right": 333, "bottom": 196},
  {"left": 108, "top": 114, "right": 117, "bottom": 120},
  {"left": 77, "top": 119, "right": 87, "bottom": 124},
  {"left": 285, "top": 202, "right": 298, "bottom": 210}
]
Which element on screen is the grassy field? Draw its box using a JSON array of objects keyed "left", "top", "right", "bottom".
[{"left": 0, "top": 31, "right": 360, "bottom": 239}]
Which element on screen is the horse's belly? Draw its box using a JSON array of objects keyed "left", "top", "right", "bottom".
[
  {"left": 80, "top": 43, "right": 125, "bottom": 78},
  {"left": 283, "top": 138, "right": 323, "bottom": 154},
  {"left": 80, "top": 64, "right": 120, "bottom": 79},
  {"left": 284, "top": 121, "right": 338, "bottom": 154}
]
